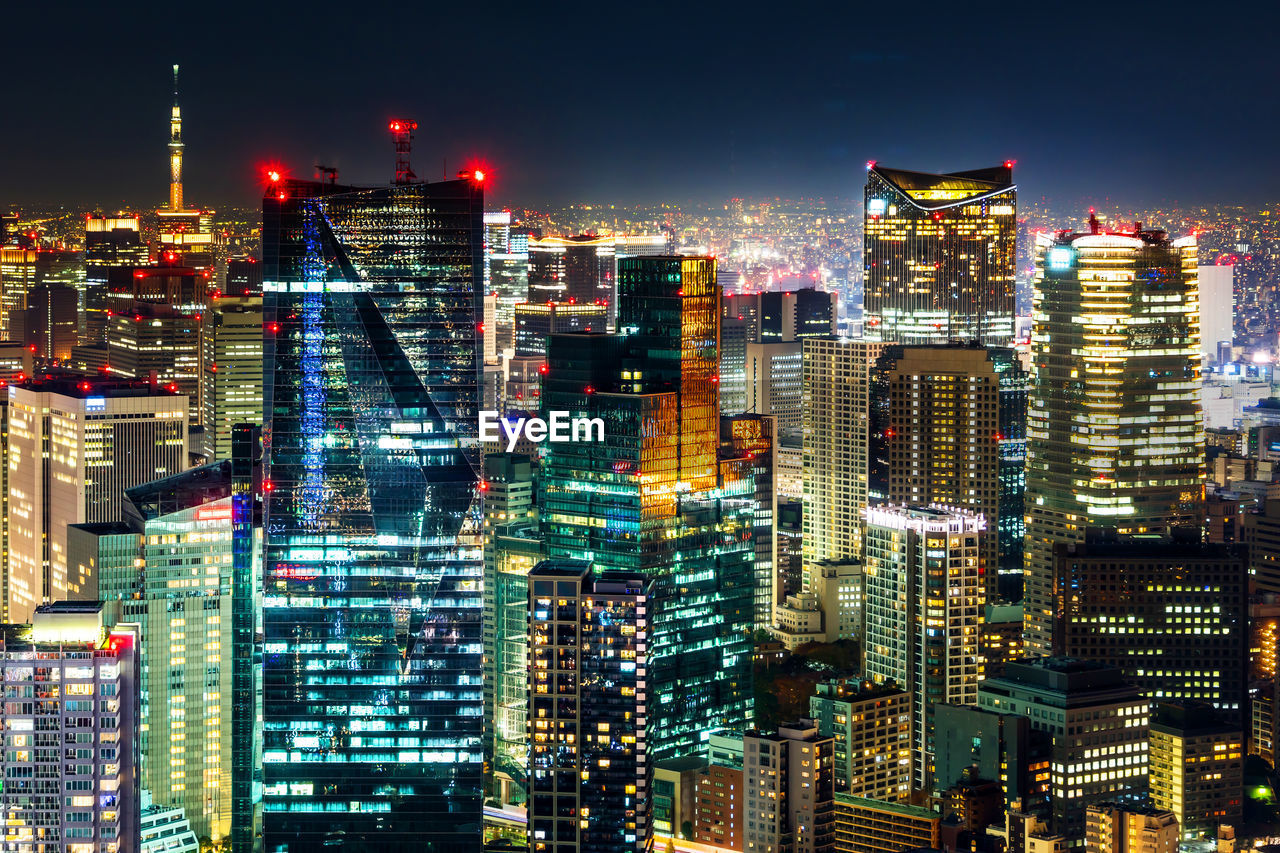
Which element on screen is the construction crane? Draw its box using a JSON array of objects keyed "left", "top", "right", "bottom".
[{"left": 388, "top": 120, "right": 418, "bottom": 184}]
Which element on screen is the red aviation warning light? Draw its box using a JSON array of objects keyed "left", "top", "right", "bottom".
[{"left": 389, "top": 119, "right": 418, "bottom": 184}]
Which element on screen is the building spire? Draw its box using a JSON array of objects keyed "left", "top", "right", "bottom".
[{"left": 168, "top": 64, "right": 184, "bottom": 211}]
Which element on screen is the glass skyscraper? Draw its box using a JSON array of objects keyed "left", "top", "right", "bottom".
[
  {"left": 863, "top": 163, "right": 1016, "bottom": 345},
  {"left": 260, "top": 174, "right": 486, "bottom": 850},
  {"left": 539, "top": 256, "right": 755, "bottom": 761}
]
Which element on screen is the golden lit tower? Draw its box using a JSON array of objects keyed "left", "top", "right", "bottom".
[
  {"left": 863, "top": 163, "right": 1016, "bottom": 344},
  {"left": 1023, "top": 219, "right": 1205, "bottom": 655},
  {"left": 169, "top": 64, "right": 183, "bottom": 212}
]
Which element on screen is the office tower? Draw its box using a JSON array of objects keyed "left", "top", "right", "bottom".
[
  {"left": 1085, "top": 805, "right": 1179, "bottom": 853},
  {"left": 1052, "top": 535, "right": 1247, "bottom": 723},
  {"left": 802, "top": 339, "right": 884, "bottom": 562},
  {"left": 722, "top": 414, "right": 777, "bottom": 630},
  {"left": 743, "top": 721, "right": 836, "bottom": 853},
  {"left": 978, "top": 659, "right": 1149, "bottom": 840},
  {"left": 513, "top": 301, "right": 608, "bottom": 357},
  {"left": 483, "top": 454, "right": 541, "bottom": 806},
  {"left": 490, "top": 251, "right": 529, "bottom": 356},
  {"left": 6, "top": 377, "right": 187, "bottom": 623},
  {"left": 527, "top": 561, "right": 651, "bottom": 853},
  {"left": 69, "top": 461, "right": 235, "bottom": 842},
  {"left": 85, "top": 216, "right": 148, "bottom": 343},
  {"left": 224, "top": 256, "right": 263, "bottom": 296},
  {"left": 1148, "top": 702, "right": 1243, "bottom": 838},
  {"left": 862, "top": 505, "right": 985, "bottom": 791},
  {"left": 832, "top": 795, "right": 940, "bottom": 853},
  {"left": 527, "top": 235, "right": 616, "bottom": 321},
  {"left": 760, "top": 289, "right": 837, "bottom": 340},
  {"left": 1199, "top": 264, "right": 1233, "bottom": 363},
  {"left": 24, "top": 282, "right": 77, "bottom": 361},
  {"left": 539, "top": 255, "right": 755, "bottom": 760},
  {"left": 744, "top": 340, "right": 803, "bottom": 438},
  {"left": 228, "top": 425, "right": 263, "bottom": 853},
  {"left": 720, "top": 311, "right": 750, "bottom": 414},
  {"left": 484, "top": 210, "right": 512, "bottom": 255},
  {"left": 201, "top": 292, "right": 263, "bottom": 460},
  {"left": 0, "top": 245, "right": 37, "bottom": 337},
  {"left": 871, "top": 344, "right": 1028, "bottom": 592},
  {"left": 653, "top": 757, "right": 703, "bottom": 841},
  {"left": 106, "top": 265, "right": 206, "bottom": 424},
  {"left": 933, "top": 704, "right": 1049, "bottom": 814},
  {"left": 1024, "top": 223, "right": 1204, "bottom": 655},
  {"left": 260, "top": 173, "right": 485, "bottom": 849},
  {"left": 863, "top": 163, "right": 1016, "bottom": 344},
  {"left": 808, "top": 679, "right": 910, "bottom": 800},
  {"left": 0, "top": 603, "right": 139, "bottom": 853}
]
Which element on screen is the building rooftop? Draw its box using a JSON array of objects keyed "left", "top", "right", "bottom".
[{"left": 836, "top": 793, "right": 939, "bottom": 821}]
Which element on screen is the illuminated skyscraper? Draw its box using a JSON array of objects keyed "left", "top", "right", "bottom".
[
  {"left": 105, "top": 265, "right": 206, "bottom": 424},
  {"left": 870, "top": 344, "right": 1028, "bottom": 594},
  {"left": 722, "top": 413, "right": 777, "bottom": 631},
  {"left": 156, "top": 66, "right": 218, "bottom": 277},
  {"left": 539, "top": 256, "right": 755, "bottom": 760},
  {"left": 6, "top": 377, "right": 188, "bottom": 623},
  {"left": 201, "top": 292, "right": 263, "bottom": 460},
  {"left": 862, "top": 505, "right": 985, "bottom": 791},
  {"left": 260, "top": 172, "right": 485, "bottom": 849},
  {"left": 24, "top": 281, "right": 77, "bottom": 361},
  {"left": 863, "top": 163, "right": 1016, "bottom": 344},
  {"left": 527, "top": 235, "right": 616, "bottom": 322},
  {"left": 0, "top": 246, "right": 37, "bottom": 338},
  {"left": 527, "top": 561, "right": 651, "bottom": 853},
  {"left": 69, "top": 461, "right": 237, "bottom": 842},
  {"left": 1023, "top": 222, "right": 1204, "bottom": 656},
  {"left": 802, "top": 338, "right": 884, "bottom": 563},
  {"left": 85, "top": 216, "right": 148, "bottom": 344},
  {"left": 513, "top": 301, "right": 608, "bottom": 358}
]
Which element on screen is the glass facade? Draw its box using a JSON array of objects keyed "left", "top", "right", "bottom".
[
  {"left": 260, "top": 175, "right": 485, "bottom": 850},
  {"left": 539, "top": 256, "right": 754, "bottom": 761},
  {"left": 1023, "top": 227, "right": 1204, "bottom": 655},
  {"left": 863, "top": 164, "right": 1016, "bottom": 345}
]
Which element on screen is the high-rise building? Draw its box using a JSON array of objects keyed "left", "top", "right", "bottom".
[
  {"left": 68, "top": 461, "right": 236, "bottom": 842},
  {"left": 260, "top": 172, "right": 486, "bottom": 848},
  {"left": 539, "top": 256, "right": 755, "bottom": 760},
  {"left": 1148, "top": 701, "right": 1243, "bottom": 839},
  {"left": 722, "top": 414, "right": 777, "bottom": 631},
  {"left": 743, "top": 720, "right": 836, "bottom": 853},
  {"left": 140, "top": 792, "right": 201, "bottom": 853},
  {"left": 932, "top": 703, "right": 1050, "bottom": 814},
  {"left": 0, "top": 602, "right": 139, "bottom": 853},
  {"left": 978, "top": 659, "right": 1149, "bottom": 841},
  {"left": 1084, "top": 804, "right": 1179, "bottom": 853},
  {"left": 0, "top": 245, "right": 37, "bottom": 338},
  {"left": 862, "top": 505, "right": 985, "bottom": 791},
  {"left": 1199, "top": 264, "right": 1234, "bottom": 364},
  {"left": 808, "top": 679, "right": 910, "bottom": 801},
  {"left": 224, "top": 256, "right": 263, "bottom": 297},
  {"left": 201, "top": 293, "right": 263, "bottom": 460},
  {"left": 228, "top": 425, "right": 263, "bottom": 853},
  {"left": 513, "top": 301, "right": 608, "bottom": 358},
  {"left": 24, "top": 281, "right": 77, "bottom": 361},
  {"left": 482, "top": 454, "right": 541, "bottom": 806},
  {"left": 760, "top": 289, "right": 838, "bottom": 341},
  {"left": 6, "top": 377, "right": 188, "bottom": 623},
  {"left": 871, "top": 344, "right": 1028, "bottom": 590},
  {"left": 1052, "top": 535, "right": 1247, "bottom": 723},
  {"left": 863, "top": 163, "right": 1016, "bottom": 344},
  {"left": 802, "top": 338, "right": 885, "bottom": 563},
  {"left": 1024, "top": 222, "right": 1204, "bottom": 655},
  {"left": 85, "top": 216, "right": 148, "bottom": 344},
  {"left": 106, "top": 265, "right": 206, "bottom": 424},
  {"left": 527, "top": 561, "right": 651, "bottom": 853},
  {"left": 527, "top": 235, "right": 616, "bottom": 323},
  {"left": 745, "top": 340, "right": 803, "bottom": 439}
]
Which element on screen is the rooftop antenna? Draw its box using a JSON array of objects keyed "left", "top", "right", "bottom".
[
  {"left": 315, "top": 164, "right": 338, "bottom": 186},
  {"left": 388, "top": 120, "right": 418, "bottom": 184}
]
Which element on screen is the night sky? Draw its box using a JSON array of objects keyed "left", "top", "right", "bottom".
[{"left": 5, "top": 1, "right": 1278, "bottom": 210}]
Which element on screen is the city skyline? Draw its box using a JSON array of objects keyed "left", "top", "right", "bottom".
[{"left": 2, "top": 2, "right": 1278, "bottom": 210}]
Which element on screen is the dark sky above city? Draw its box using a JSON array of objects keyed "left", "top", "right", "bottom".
[{"left": 5, "top": 1, "right": 1277, "bottom": 211}]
